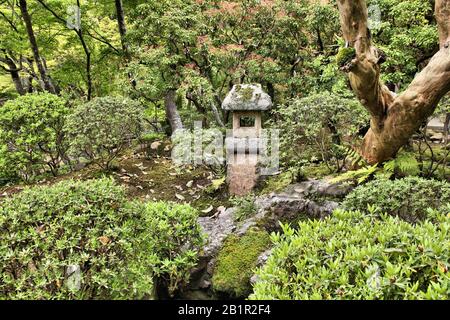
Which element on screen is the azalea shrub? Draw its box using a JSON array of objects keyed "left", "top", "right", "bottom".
[
  {"left": 0, "top": 93, "right": 69, "bottom": 182},
  {"left": 343, "top": 177, "right": 450, "bottom": 222},
  {"left": 250, "top": 210, "right": 449, "bottom": 300},
  {"left": 0, "top": 178, "right": 202, "bottom": 299},
  {"left": 65, "top": 96, "right": 144, "bottom": 169}
]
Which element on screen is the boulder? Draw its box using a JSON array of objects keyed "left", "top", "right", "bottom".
[{"left": 181, "top": 179, "right": 354, "bottom": 299}]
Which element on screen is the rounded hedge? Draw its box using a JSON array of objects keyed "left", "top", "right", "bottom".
[
  {"left": 0, "top": 93, "right": 69, "bottom": 181},
  {"left": 0, "top": 178, "right": 202, "bottom": 299},
  {"left": 65, "top": 96, "right": 144, "bottom": 169},
  {"left": 250, "top": 210, "right": 449, "bottom": 300},
  {"left": 342, "top": 177, "right": 450, "bottom": 222}
]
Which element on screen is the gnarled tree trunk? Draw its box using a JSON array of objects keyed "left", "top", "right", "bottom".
[
  {"left": 165, "top": 89, "right": 184, "bottom": 134},
  {"left": 337, "top": 0, "right": 450, "bottom": 164}
]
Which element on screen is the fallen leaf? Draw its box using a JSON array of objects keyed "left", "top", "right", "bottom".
[
  {"left": 175, "top": 193, "right": 185, "bottom": 201},
  {"left": 186, "top": 180, "right": 194, "bottom": 188},
  {"left": 151, "top": 141, "right": 162, "bottom": 150},
  {"left": 98, "top": 236, "right": 110, "bottom": 245},
  {"left": 201, "top": 205, "right": 214, "bottom": 214}
]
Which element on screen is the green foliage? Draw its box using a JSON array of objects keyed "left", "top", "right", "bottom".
[
  {"left": 0, "top": 93, "right": 69, "bottom": 182},
  {"left": 231, "top": 194, "right": 258, "bottom": 222},
  {"left": 65, "top": 96, "right": 144, "bottom": 169},
  {"left": 260, "top": 167, "right": 304, "bottom": 194},
  {"left": 250, "top": 210, "right": 450, "bottom": 300},
  {"left": 331, "top": 164, "right": 379, "bottom": 185},
  {"left": 368, "top": 0, "right": 438, "bottom": 89},
  {"left": 343, "top": 177, "right": 450, "bottom": 222},
  {"left": 140, "top": 132, "right": 166, "bottom": 143},
  {"left": 212, "top": 229, "right": 271, "bottom": 298},
  {"left": 383, "top": 152, "right": 420, "bottom": 177},
  {"left": 0, "top": 178, "right": 202, "bottom": 299},
  {"left": 122, "top": 200, "right": 204, "bottom": 295},
  {"left": 271, "top": 92, "right": 369, "bottom": 171}
]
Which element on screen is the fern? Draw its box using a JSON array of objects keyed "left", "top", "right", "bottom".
[
  {"left": 331, "top": 164, "right": 379, "bottom": 184},
  {"left": 383, "top": 152, "right": 420, "bottom": 176}
]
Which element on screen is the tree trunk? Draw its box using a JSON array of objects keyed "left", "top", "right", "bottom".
[
  {"left": 114, "top": 0, "right": 136, "bottom": 89},
  {"left": 78, "top": 31, "right": 92, "bottom": 100},
  {"left": 210, "top": 102, "right": 225, "bottom": 128},
  {"left": 164, "top": 89, "right": 184, "bottom": 134},
  {"left": 337, "top": 0, "right": 450, "bottom": 164},
  {"left": 115, "top": 0, "right": 129, "bottom": 59},
  {"left": 0, "top": 56, "right": 25, "bottom": 95},
  {"left": 19, "top": 0, "right": 56, "bottom": 94}
]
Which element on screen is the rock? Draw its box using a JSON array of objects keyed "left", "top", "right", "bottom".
[
  {"left": 181, "top": 178, "right": 353, "bottom": 299},
  {"left": 286, "top": 179, "right": 353, "bottom": 198},
  {"left": 222, "top": 84, "right": 272, "bottom": 111},
  {"left": 198, "top": 208, "right": 236, "bottom": 259}
]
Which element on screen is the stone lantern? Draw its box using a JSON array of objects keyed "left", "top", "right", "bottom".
[{"left": 222, "top": 84, "right": 272, "bottom": 196}]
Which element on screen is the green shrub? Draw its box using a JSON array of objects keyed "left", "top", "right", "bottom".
[
  {"left": 0, "top": 178, "right": 202, "bottom": 299},
  {"left": 343, "top": 177, "right": 450, "bottom": 222},
  {"left": 230, "top": 194, "right": 258, "bottom": 221},
  {"left": 65, "top": 96, "right": 144, "bottom": 169},
  {"left": 270, "top": 92, "right": 368, "bottom": 172},
  {"left": 212, "top": 229, "right": 271, "bottom": 298},
  {"left": 250, "top": 210, "right": 450, "bottom": 300},
  {"left": 123, "top": 200, "right": 203, "bottom": 295},
  {"left": 0, "top": 93, "right": 69, "bottom": 182}
]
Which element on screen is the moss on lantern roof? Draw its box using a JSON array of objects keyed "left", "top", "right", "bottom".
[{"left": 222, "top": 84, "right": 272, "bottom": 111}]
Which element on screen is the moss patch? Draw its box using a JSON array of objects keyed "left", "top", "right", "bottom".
[
  {"left": 336, "top": 47, "right": 356, "bottom": 68},
  {"left": 258, "top": 171, "right": 298, "bottom": 195},
  {"left": 212, "top": 229, "right": 271, "bottom": 298},
  {"left": 303, "top": 163, "right": 333, "bottom": 179}
]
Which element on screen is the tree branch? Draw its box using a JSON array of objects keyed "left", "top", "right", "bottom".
[
  {"left": 436, "top": 0, "right": 450, "bottom": 48},
  {"left": 337, "top": 0, "right": 450, "bottom": 164},
  {"left": 336, "top": 0, "right": 394, "bottom": 124}
]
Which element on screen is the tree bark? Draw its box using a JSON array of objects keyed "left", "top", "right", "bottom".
[
  {"left": 114, "top": 0, "right": 136, "bottom": 89},
  {"left": 337, "top": 0, "right": 450, "bottom": 164},
  {"left": 164, "top": 89, "right": 184, "bottom": 134},
  {"left": 115, "top": 0, "right": 129, "bottom": 59},
  {"left": 19, "top": 0, "right": 56, "bottom": 94},
  {"left": 0, "top": 55, "right": 25, "bottom": 95}
]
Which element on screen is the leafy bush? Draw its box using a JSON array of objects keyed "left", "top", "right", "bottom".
[
  {"left": 65, "top": 96, "right": 144, "bottom": 169},
  {"left": 123, "top": 201, "right": 203, "bottom": 295},
  {"left": 0, "top": 178, "right": 202, "bottom": 299},
  {"left": 271, "top": 92, "right": 369, "bottom": 172},
  {"left": 343, "top": 177, "right": 450, "bottom": 222},
  {"left": 0, "top": 93, "right": 69, "bottom": 182},
  {"left": 250, "top": 210, "right": 449, "bottom": 300},
  {"left": 212, "top": 229, "right": 271, "bottom": 298},
  {"left": 230, "top": 194, "right": 258, "bottom": 222}
]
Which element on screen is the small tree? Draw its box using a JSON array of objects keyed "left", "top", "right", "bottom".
[
  {"left": 0, "top": 93, "right": 69, "bottom": 181},
  {"left": 65, "top": 96, "right": 144, "bottom": 169},
  {"left": 272, "top": 92, "right": 369, "bottom": 172}
]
